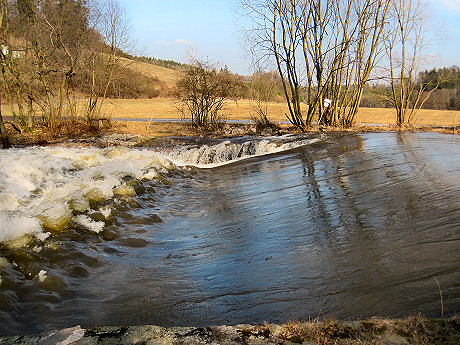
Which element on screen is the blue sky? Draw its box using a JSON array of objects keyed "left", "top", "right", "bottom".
[
  {"left": 119, "top": 0, "right": 459, "bottom": 75},
  {"left": 118, "top": 0, "right": 246, "bottom": 73},
  {"left": 426, "top": 0, "right": 460, "bottom": 69}
]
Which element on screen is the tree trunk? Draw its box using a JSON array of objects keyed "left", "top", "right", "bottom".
[{"left": 0, "top": 96, "right": 10, "bottom": 149}]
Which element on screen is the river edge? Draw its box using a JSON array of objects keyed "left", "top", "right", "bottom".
[
  {"left": 4, "top": 120, "right": 460, "bottom": 149},
  {"left": 0, "top": 316, "right": 459, "bottom": 345}
]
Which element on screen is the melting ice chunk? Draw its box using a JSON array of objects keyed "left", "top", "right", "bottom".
[
  {"left": 38, "top": 270, "right": 47, "bottom": 282},
  {"left": 75, "top": 215, "right": 105, "bottom": 233},
  {"left": 36, "top": 203, "right": 72, "bottom": 232}
]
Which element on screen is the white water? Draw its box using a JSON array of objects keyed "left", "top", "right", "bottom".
[
  {"left": 165, "top": 135, "right": 323, "bottom": 168},
  {"left": 0, "top": 136, "right": 320, "bottom": 246},
  {"left": 0, "top": 146, "right": 175, "bottom": 246}
]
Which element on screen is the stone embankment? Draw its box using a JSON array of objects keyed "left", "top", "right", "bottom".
[
  {"left": 2, "top": 317, "right": 459, "bottom": 345},
  {"left": 0, "top": 323, "right": 404, "bottom": 345}
]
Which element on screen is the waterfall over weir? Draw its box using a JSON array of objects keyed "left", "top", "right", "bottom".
[
  {"left": 162, "top": 134, "right": 324, "bottom": 167},
  {"left": 0, "top": 132, "right": 459, "bottom": 336}
]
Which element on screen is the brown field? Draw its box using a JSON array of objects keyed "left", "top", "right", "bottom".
[
  {"left": 97, "top": 97, "right": 459, "bottom": 128},
  {"left": 99, "top": 97, "right": 182, "bottom": 119},
  {"left": 107, "top": 59, "right": 460, "bottom": 128},
  {"left": 2, "top": 97, "right": 458, "bottom": 129},
  {"left": 354, "top": 107, "right": 460, "bottom": 127}
]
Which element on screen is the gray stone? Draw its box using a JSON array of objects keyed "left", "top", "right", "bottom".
[
  {"left": 246, "top": 336, "right": 273, "bottom": 345},
  {"left": 122, "top": 325, "right": 168, "bottom": 344},
  {"left": 0, "top": 336, "right": 42, "bottom": 345},
  {"left": 78, "top": 326, "right": 129, "bottom": 345},
  {"left": 210, "top": 325, "right": 240, "bottom": 340},
  {"left": 261, "top": 128, "right": 273, "bottom": 136},
  {"left": 0, "top": 322, "right": 421, "bottom": 345},
  {"left": 283, "top": 341, "right": 318, "bottom": 345},
  {"left": 208, "top": 341, "right": 240, "bottom": 345},
  {"left": 146, "top": 337, "right": 175, "bottom": 345},
  {"left": 340, "top": 321, "right": 362, "bottom": 331},
  {"left": 267, "top": 324, "right": 284, "bottom": 337},
  {"left": 38, "top": 326, "right": 85, "bottom": 345}
]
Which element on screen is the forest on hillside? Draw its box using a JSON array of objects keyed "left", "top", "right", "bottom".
[{"left": 360, "top": 66, "right": 460, "bottom": 111}]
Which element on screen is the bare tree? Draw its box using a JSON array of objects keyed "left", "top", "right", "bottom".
[
  {"left": 0, "top": 0, "right": 130, "bottom": 136},
  {"left": 321, "top": 0, "right": 390, "bottom": 127},
  {"left": 3, "top": 0, "right": 91, "bottom": 135},
  {"left": 0, "top": 0, "right": 10, "bottom": 148},
  {"left": 176, "top": 59, "right": 236, "bottom": 129},
  {"left": 250, "top": 69, "right": 280, "bottom": 126},
  {"left": 384, "top": 0, "right": 438, "bottom": 127},
  {"left": 84, "top": 0, "right": 130, "bottom": 122},
  {"left": 242, "top": 0, "right": 305, "bottom": 128}
]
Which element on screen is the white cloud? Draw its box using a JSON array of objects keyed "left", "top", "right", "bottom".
[
  {"left": 175, "top": 39, "right": 193, "bottom": 46},
  {"left": 156, "top": 39, "right": 195, "bottom": 49},
  {"left": 432, "top": 0, "right": 460, "bottom": 12}
]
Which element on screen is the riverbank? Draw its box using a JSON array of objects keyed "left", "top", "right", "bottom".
[
  {"left": 1, "top": 316, "right": 459, "bottom": 344},
  {"left": 4, "top": 118, "right": 459, "bottom": 149},
  {"left": 2, "top": 98, "right": 460, "bottom": 148}
]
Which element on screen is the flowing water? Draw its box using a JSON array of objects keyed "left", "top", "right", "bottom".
[{"left": 0, "top": 132, "right": 459, "bottom": 336}]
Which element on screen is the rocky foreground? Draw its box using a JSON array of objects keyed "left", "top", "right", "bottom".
[{"left": 1, "top": 316, "right": 459, "bottom": 345}]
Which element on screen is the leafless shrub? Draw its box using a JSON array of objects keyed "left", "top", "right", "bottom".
[{"left": 175, "top": 59, "right": 237, "bottom": 129}]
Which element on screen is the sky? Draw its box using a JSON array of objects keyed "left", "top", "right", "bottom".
[
  {"left": 118, "top": 0, "right": 460, "bottom": 75},
  {"left": 426, "top": 0, "right": 460, "bottom": 68}
]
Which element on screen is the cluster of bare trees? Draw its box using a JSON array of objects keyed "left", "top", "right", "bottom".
[
  {"left": 242, "top": 0, "right": 436, "bottom": 130},
  {"left": 0, "top": 0, "right": 128, "bottom": 147},
  {"left": 248, "top": 69, "right": 283, "bottom": 125}
]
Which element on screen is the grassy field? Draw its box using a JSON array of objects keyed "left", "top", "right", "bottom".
[
  {"left": 97, "top": 97, "right": 459, "bottom": 128},
  {"left": 2, "top": 97, "right": 458, "bottom": 128}
]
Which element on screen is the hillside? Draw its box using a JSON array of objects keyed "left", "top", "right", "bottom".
[{"left": 118, "top": 57, "right": 183, "bottom": 89}]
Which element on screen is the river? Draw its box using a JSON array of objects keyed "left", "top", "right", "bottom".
[{"left": 0, "top": 131, "right": 459, "bottom": 336}]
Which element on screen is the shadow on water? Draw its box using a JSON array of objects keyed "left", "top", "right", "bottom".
[{"left": 0, "top": 132, "right": 459, "bottom": 336}]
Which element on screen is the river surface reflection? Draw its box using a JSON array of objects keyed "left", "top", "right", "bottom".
[{"left": 0, "top": 132, "right": 459, "bottom": 336}]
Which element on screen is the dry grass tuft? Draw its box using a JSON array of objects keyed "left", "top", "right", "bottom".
[
  {"left": 278, "top": 315, "right": 460, "bottom": 345},
  {"left": 6, "top": 117, "right": 112, "bottom": 146},
  {"left": 282, "top": 317, "right": 342, "bottom": 344}
]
